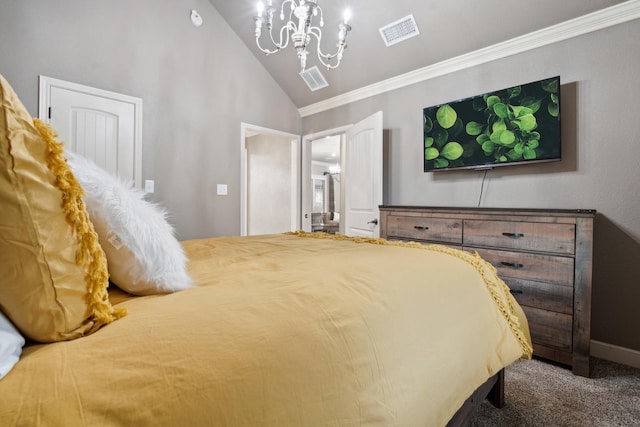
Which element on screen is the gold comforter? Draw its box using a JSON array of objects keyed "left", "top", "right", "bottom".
[{"left": 0, "top": 233, "right": 531, "bottom": 426}]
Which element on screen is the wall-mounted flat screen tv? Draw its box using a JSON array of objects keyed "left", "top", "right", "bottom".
[{"left": 423, "top": 76, "right": 561, "bottom": 172}]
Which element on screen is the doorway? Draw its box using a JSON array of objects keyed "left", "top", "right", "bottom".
[
  {"left": 241, "top": 112, "right": 383, "bottom": 237},
  {"left": 310, "top": 134, "right": 342, "bottom": 234},
  {"left": 301, "top": 111, "right": 383, "bottom": 237},
  {"left": 301, "top": 125, "right": 350, "bottom": 233},
  {"left": 240, "top": 123, "right": 300, "bottom": 236}
]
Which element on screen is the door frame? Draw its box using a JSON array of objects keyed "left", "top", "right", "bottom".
[
  {"left": 240, "top": 123, "right": 301, "bottom": 236},
  {"left": 301, "top": 125, "right": 352, "bottom": 232},
  {"left": 38, "top": 75, "right": 143, "bottom": 187}
]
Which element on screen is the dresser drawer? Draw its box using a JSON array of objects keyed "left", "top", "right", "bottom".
[
  {"left": 522, "top": 306, "right": 573, "bottom": 352},
  {"left": 503, "top": 277, "right": 573, "bottom": 315},
  {"left": 463, "top": 220, "right": 575, "bottom": 254},
  {"left": 385, "top": 215, "right": 462, "bottom": 244},
  {"left": 469, "top": 247, "right": 574, "bottom": 286}
]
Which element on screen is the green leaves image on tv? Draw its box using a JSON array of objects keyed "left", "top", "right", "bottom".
[{"left": 423, "top": 76, "right": 561, "bottom": 172}]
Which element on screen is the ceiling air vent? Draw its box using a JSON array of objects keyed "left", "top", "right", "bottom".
[
  {"left": 379, "top": 14, "right": 420, "bottom": 47},
  {"left": 300, "top": 66, "right": 329, "bottom": 92}
]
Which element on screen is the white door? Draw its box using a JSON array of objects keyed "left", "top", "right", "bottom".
[
  {"left": 343, "top": 111, "right": 384, "bottom": 237},
  {"left": 38, "top": 76, "right": 143, "bottom": 187}
]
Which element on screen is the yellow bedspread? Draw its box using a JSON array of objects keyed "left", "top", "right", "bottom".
[{"left": 0, "top": 233, "right": 531, "bottom": 427}]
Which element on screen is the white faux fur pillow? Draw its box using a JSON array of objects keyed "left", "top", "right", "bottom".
[
  {"left": 65, "top": 151, "right": 193, "bottom": 295},
  {"left": 0, "top": 311, "right": 24, "bottom": 380}
]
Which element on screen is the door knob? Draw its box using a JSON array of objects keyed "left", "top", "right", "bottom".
[{"left": 368, "top": 219, "right": 378, "bottom": 225}]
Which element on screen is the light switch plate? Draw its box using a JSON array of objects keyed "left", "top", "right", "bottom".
[
  {"left": 217, "top": 184, "right": 228, "bottom": 196},
  {"left": 144, "top": 179, "right": 155, "bottom": 193}
]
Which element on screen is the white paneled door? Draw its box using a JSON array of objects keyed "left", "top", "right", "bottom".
[
  {"left": 343, "top": 111, "right": 383, "bottom": 238},
  {"left": 38, "top": 76, "right": 143, "bottom": 187}
]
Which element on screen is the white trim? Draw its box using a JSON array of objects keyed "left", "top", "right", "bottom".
[
  {"left": 240, "top": 123, "right": 301, "bottom": 236},
  {"left": 290, "top": 139, "right": 300, "bottom": 232},
  {"left": 302, "top": 125, "right": 352, "bottom": 143},
  {"left": 38, "top": 75, "right": 144, "bottom": 188},
  {"left": 591, "top": 339, "right": 640, "bottom": 369},
  {"left": 298, "top": 0, "right": 640, "bottom": 117}
]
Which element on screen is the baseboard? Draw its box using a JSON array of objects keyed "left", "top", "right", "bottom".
[{"left": 591, "top": 340, "right": 640, "bottom": 369}]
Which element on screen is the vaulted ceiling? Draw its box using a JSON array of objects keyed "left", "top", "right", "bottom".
[{"left": 209, "top": 0, "right": 627, "bottom": 110}]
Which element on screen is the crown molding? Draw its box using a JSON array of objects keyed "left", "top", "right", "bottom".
[{"left": 299, "top": 0, "right": 640, "bottom": 118}]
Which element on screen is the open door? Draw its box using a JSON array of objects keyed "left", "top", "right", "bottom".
[{"left": 343, "top": 111, "right": 383, "bottom": 237}]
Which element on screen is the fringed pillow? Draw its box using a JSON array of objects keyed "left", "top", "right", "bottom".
[{"left": 0, "top": 74, "right": 125, "bottom": 343}]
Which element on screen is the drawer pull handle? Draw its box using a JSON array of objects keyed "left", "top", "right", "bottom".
[
  {"left": 510, "top": 289, "right": 523, "bottom": 295},
  {"left": 500, "top": 262, "right": 524, "bottom": 269},
  {"left": 413, "top": 225, "right": 430, "bottom": 231},
  {"left": 502, "top": 232, "right": 524, "bottom": 238}
]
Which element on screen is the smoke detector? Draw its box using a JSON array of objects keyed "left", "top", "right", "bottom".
[
  {"left": 300, "top": 66, "right": 329, "bottom": 92},
  {"left": 379, "top": 15, "right": 420, "bottom": 47}
]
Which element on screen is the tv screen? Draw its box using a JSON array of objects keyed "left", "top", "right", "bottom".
[{"left": 423, "top": 76, "right": 561, "bottom": 172}]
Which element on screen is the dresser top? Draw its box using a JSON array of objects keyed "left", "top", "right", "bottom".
[{"left": 379, "top": 205, "right": 596, "bottom": 218}]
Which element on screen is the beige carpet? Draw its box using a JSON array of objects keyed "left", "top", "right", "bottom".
[{"left": 469, "top": 357, "right": 640, "bottom": 427}]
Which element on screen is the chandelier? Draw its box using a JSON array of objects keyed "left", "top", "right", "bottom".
[{"left": 254, "top": 0, "right": 352, "bottom": 72}]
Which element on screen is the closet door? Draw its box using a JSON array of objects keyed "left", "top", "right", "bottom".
[{"left": 39, "top": 76, "right": 142, "bottom": 187}]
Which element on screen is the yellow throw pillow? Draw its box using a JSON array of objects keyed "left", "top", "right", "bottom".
[{"left": 0, "top": 74, "right": 125, "bottom": 342}]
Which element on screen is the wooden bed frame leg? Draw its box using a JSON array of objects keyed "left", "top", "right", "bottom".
[
  {"left": 487, "top": 369, "right": 505, "bottom": 408},
  {"left": 445, "top": 369, "right": 505, "bottom": 427}
]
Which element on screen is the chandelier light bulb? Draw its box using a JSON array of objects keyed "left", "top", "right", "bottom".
[
  {"left": 343, "top": 9, "right": 351, "bottom": 24},
  {"left": 256, "top": 1, "right": 264, "bottom": 15}
]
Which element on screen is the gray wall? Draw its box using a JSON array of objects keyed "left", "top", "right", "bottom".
[
  {"left": 0, "top": 0, "right": 300, "bottom": 239},
  {"left": 302, "top": 20, "right": 640, "bottom": 352}
]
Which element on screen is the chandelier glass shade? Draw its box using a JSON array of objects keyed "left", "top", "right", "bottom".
[{"left": 254, "top": 0, "right": 352, "bottom": 72}]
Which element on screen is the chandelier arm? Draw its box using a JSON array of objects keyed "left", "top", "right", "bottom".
[
  {"left": 269, "top": 21, "right": 294, "bottom": 50},
  {"left": 314, "top": 4, "right": 324, "bottom": 24},
  {"left": 256, "top": 38, "right": 281, "bottom": 55},
  {"left": 280, "top": 0, "right": 294, "bottom": 17},
  {"left": 256, "top": 20, "right": 296, "bottom": 55},
  {"left": 307, "top": 27, "right": 343, "bottom": 68},
  {"left": 308, "top": 27, "right": 329, "bottom": 59},
  {"left": 255, "top": 7, "right": 279, "bottom": 55},
  {"left": 311, "top": 23, "right": 349, "bottom": 59}
]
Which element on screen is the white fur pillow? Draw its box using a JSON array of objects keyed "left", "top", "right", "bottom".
[
  {"left": 0, "top": 311, "right": 24, "bottom": 380},
  {"left": 65, "top": 151, "right": 193, "bottom": 295}
]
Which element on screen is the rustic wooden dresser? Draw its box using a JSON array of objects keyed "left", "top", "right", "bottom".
[{"left": 379, "top": 206, "right": 595, "bottom": 376}]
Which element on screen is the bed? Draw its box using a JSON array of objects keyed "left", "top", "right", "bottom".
[
  {"left": 0, "top": 73, "right": 531, "bottom": 426},
  {"left": 0, "top": 232, "right": 531, "bottom": 426}
]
